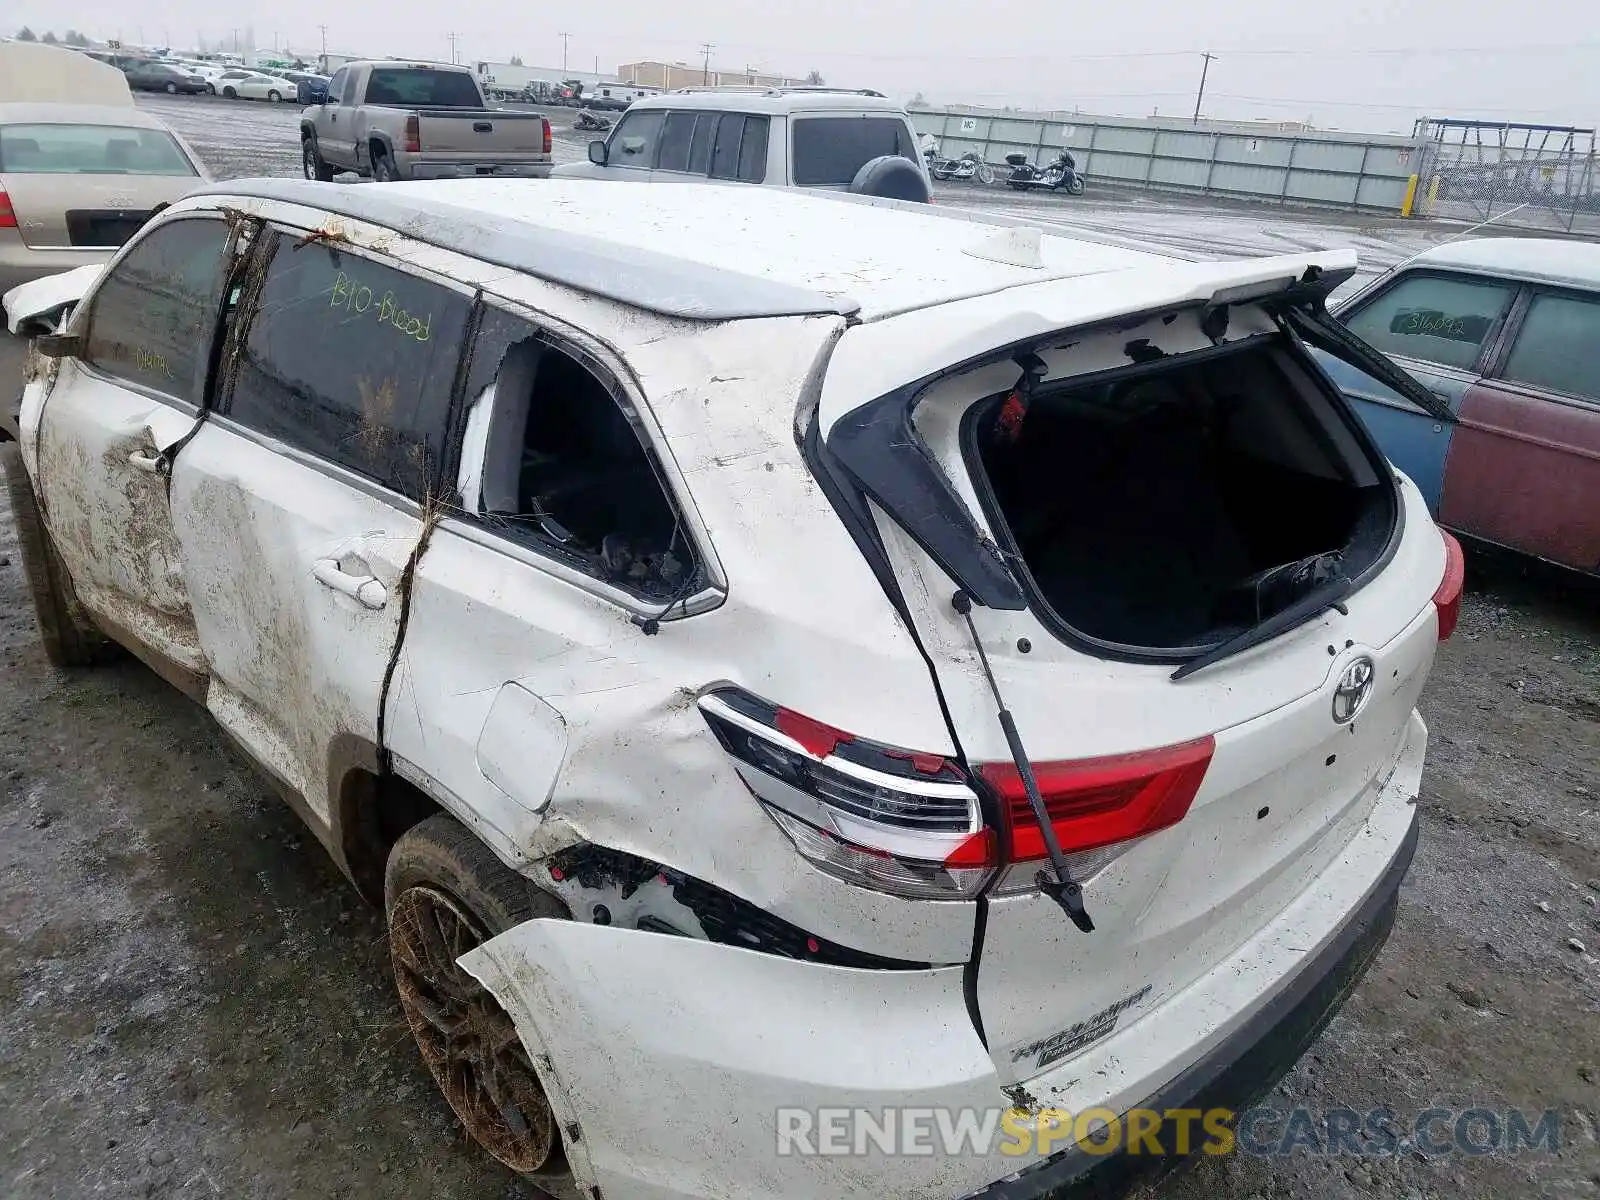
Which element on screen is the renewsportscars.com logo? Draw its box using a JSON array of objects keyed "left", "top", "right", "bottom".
[{"left": 775, "top": 1105, "right": 1563, "bottom": 1160}]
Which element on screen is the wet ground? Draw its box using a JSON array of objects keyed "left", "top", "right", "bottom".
[{"left": 2, "top": 95, "right": 1597, "bottom": 1200}]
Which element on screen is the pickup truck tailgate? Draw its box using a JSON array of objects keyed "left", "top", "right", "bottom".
[{"left": 415, "top": 110, "right": 548, "bottom": 162}]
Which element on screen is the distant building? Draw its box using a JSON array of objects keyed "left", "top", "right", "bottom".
[{"left": 617, "top": 60, "right": 806, "bottom": 90}]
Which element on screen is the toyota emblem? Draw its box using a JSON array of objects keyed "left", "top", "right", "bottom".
[{"left": 1332, "top": 657, "right": 1375, "bottom": 724}]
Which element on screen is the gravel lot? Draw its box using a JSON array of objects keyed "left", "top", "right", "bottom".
[{"left": 1, "top": 93, "right": 1596, "bottom": 1200}]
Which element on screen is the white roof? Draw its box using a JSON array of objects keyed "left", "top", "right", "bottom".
[
  {"left": 1405, "top": 236, "right": 1600, "bottom": 292},
  {"left": 381, "top": 179, "right": 1166, "bottom": 319}
]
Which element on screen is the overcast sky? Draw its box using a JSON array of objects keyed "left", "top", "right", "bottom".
[{"left": 12, "top": 0, "right": 1599, "bottom": 133}]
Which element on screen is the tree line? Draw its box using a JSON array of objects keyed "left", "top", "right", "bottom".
[{"left": 14, "top": 28, "right": 94, "bottom": 46}]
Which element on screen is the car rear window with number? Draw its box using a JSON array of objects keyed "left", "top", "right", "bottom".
[
  {"left": 82, "top": 216, "right": 232, "bottom": 402},
  {"left": 1343, "top": 273, "right": 1514, "bottom": 371},
  {"left": 1500, "top": 292, "right": 1600, "bottom": 401},
  {"left": 791, "top": 116, "right": 917, "bottom": 186},
  {"left": 221, "top": 231, "right": 471, "bottom": 499}
]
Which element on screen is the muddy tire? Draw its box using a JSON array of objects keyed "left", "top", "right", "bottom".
[
  {"left": 371, "top": 151, "right": 398, "bottom": 182},
  {"left": 267, "top": 89, "right": 282, "bottom": 103},
  {"left": 385, "top": 815, "right": 570, "bottom": 1177},
  {"left": 1, "top": 443, "right": 110, "bottom": 668}
]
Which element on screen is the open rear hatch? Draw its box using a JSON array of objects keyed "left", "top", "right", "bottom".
[{"left": 811, "top": 255, "right": 1455, "bottom": 1084}]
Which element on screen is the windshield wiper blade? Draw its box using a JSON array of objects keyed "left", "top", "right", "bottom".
[{"left": 1171, "top": 574, "right": 1353, "bottom": 682}]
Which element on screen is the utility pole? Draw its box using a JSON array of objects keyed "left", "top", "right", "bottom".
[
  {"left": 1192, "top": 52, "right": 1217, "bottom": 125},
  {"left": 318, "top": 24, "right": 328, "bottom": 56},
  {"left": 446, "top": 31, "right": 460, "bottom": 65},
  {"left": 700, "top": 41, "right": 714, "bottom": 86},
  {"left": 558, "top": 31, "right": 570, "bottom": 74}
]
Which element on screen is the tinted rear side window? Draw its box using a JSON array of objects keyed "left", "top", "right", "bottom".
[
  {"left": 709, "top": 115, "right": 769, "bottom": 183},
  {"left": 364, "top": 68, "right": 481, "bottom": 107},
  {"left": 221, "top": 231, "right": 471, "bottom": 498},
  {"left": 83, "top": 216, "right": 232, "bottom": 402},
  {"left": 791, "top": 116, "right": 915, "bottom": 186}
]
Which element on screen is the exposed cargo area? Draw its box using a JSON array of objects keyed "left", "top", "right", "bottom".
[{"left": 972, "top": 337, "right": 1395, "bottom": 654}]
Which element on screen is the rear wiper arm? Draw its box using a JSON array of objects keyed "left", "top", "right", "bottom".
[{"left": 1171, "top": 575, "right": 1353, "bottom": 682}]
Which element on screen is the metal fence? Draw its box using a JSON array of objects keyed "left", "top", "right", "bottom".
[
  {"left": 910, "top": 107, "right": 1426, "bottom": 213},
  {"left": 1412, "top": 118, "right": 1599, "bottom": 235}
]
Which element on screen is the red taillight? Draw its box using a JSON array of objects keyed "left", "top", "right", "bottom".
[
  {"left": 542, "top": 118, "right": 552, "bottom": 155},
  {"left": 1432, "top": 529, "right": 1465, "bottom": 642},
  {"left": 981, "top": 737, "right": 1215, "bottom": 861},
  {"left": 0, "top": 188, "right": 16, "bottom": 230},
  {"left": 403, "top": 115, "right": 421, "bottom": 154}
]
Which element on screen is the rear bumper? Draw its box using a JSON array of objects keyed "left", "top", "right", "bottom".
[
  {"left": 966, "top": 810, "right": 1418, "bottom": 1199},
  {"left": 458, "top": 712, "right": 1425, "bottom": 1200},
  {"left": 405, "top": 160, "right": 552, "bottom": 180}
]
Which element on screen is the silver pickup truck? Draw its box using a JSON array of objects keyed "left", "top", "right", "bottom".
[{"left": 299, "top": 61, "right": 551, "bottom": 182}]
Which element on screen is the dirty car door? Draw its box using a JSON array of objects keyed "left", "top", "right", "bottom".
[
  {"left": 29, "top": 213, "right": 240, "bottom": 689},
  {"left": 165, "top": 226, "right": 472, "bottom": 823}
]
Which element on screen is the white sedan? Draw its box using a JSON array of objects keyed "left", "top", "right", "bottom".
[{"left": 215, "top": 70, "right": 296, "bottom": 103}]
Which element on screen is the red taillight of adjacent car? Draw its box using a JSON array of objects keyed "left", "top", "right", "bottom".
[
  {"left": 0, "top": 188, "right": 17, "bottom": 230},
  {"left": 1432, "top": 529, "right": 1465, "bottom": 642},
  {"left": 979, "top": 737, "right": 1215, "bottom": 861},
  {"left": 403, "top": 115, "right": 421, "bottom": 154},
  {"left": 542, "top": 118, "right": 553, "bottom": 156}
]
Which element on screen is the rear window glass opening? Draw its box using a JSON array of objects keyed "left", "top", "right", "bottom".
[
  {"left": 0, "top": 124, "right": 197, "bottom": 176},
  {"left": 962, "top": 332, "right": 1399, "bottom": 658},
  {"left": 791, "top": 116, "right": 917, "bottom": 186}
]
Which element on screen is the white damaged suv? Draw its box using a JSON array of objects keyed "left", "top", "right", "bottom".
[{"left": 2, "top": 178, "right": 1463, "bottom": 1199}]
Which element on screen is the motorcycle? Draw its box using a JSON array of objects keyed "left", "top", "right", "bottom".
[
  {"left": 1005, "top": 150, "right": 1086, "bottom": 196},
  {"left": 575, "top": 109, "right": 614, "bottom": 132},
  {"left": 927, "top": 150, "right": 996, "bottom": 185}
]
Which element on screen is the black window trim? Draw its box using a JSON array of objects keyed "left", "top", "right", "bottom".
[
  {"left": 73, "top": 210, "right": 236, "bottom": 415},
  {"left": 207, "top": 219, "right": 479, "bottom": 510},
  {"left": 1478, "top": 281, "right": 1600, "bottom": 412},
  {"left": 1335, "top": 266, "right": 1521, "bottom": 379},
  {"left": 441, "top": 294, "right": 727, "bottom": 618}
]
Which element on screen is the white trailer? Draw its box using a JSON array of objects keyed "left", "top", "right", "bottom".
[{"left": 475, "top": 62, "right": 551, "bottom": 98}]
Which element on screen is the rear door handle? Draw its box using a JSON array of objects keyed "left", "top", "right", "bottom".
[
  {"left": 474, "top": 121, "right": 493, "bottom": 132},
  {"left": 312, "top": 559, "right": 387, "bottom": 609},
  {"left": 128, "top": 450, "right": 165, "bottom": 474}
]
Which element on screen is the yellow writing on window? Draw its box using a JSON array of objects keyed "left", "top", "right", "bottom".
[{"left": 329, "top": 271, "right": 432, "bottom": 343}]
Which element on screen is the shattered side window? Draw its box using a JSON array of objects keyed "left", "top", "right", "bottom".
[
  {"left": 218, "top": 230, "right": 471, "bottom": 500},
  {"left": 82, "top": 215, "right": 232, "bottom": 402},
  {"left": 458, "top": 307, "right": 699, "bottom": 599}
]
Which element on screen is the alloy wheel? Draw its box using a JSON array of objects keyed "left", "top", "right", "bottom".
[{"left": 389, "top": 885, "right": 559, "bottom": 1173}]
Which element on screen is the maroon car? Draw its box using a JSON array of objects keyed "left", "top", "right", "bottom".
[{"left": 1316, "top": 237, "right": 1600, "bottom": 578}]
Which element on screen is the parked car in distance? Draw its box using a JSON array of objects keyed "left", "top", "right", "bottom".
[
  {"left": 0, "top": 102, "right": 208, "bottom": 295},
  {"left": 1316, "top": 237, "right": 1600, "bottom": 578},
  {"left": 4, "top": 177, "right": 1459, "bottom": 1200},
  {"left": 122, "top": 62, "right": 209, "bottom": 95},
  {"left": 276, "top": 70, "right": 330, "bottom": 105},
  {"left": 215, "top": 69, "right": 296, "bottom": 103},
  {"left": 169, "top": 60, "right": 229, "bottom": 94},
  {"left": 300, "top": 61, "right": 551, "bottom": 182},
  {"left": 554, "top": 86, "right": 933, "bottom": 201}
]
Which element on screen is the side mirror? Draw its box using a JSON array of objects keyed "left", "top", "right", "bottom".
[
  {"left": 35, "top": 333, "right": 83, "bottom": 359},
  {"left": 587, "top": 139, "right": 608, "bottom": 166}
]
